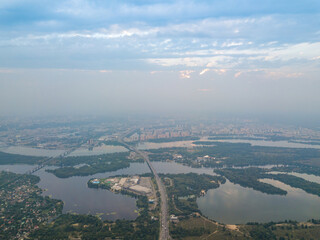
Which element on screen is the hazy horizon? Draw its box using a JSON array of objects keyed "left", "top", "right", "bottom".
[{"left": 1, "top": 0, "right": 319, "bottom": 124}]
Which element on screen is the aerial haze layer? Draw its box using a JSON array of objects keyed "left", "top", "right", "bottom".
[{"left": 0, "top": 0, "right": 319, "bottom": 123}]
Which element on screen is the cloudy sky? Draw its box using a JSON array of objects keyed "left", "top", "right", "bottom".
[{"left": 0, "top": 0, "right": 320, "bottom": 121}]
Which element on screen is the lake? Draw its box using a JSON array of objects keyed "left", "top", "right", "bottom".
[{"left": 197, "top": 179, "right": 320, "bottom": 224}]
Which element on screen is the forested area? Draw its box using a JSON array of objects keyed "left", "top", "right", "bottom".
[
  {"left": 47, "top": 152, "right": 141, "bottom": 178},
  {"left": 0, "top": 151, "right": 42, "bottom": 165}
]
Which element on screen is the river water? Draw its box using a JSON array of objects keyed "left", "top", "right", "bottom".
[
  {"left": 2, "top": 162, "right": 320, "bottom": 223},
  {"left": 0, "top": 162, "right": 218, "bottom": 221},
  {"left": 1, "top": 138, "right": 320, "bottom": 223},
  {"left": 197, "top": 179, "right": 320, "bottom": 224},
  {"left": 1, "top": 138, "right": 319, "bottom": 158}
]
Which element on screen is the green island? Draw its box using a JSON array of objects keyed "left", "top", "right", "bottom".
[
  {"left": 215, "top": 167, "right": 320, "bottom": 197},
  {"left": 147, "top": 141, "right": 320, "bottom": 170},
  {"left": 214, "top": 168, "right": 288, "bottom": 195},
  {"left": 265, "top": 173, "right": 320, "bottom": 197},
  {"left": 162, "top": 173, "right": 225, "bottom": 216},
  {"left": 272, "top": 165, "right": 320, "bottom": 176},
  {"left": 0, "top": 171, "right": 63, "bottom": 240},
  {"left": 46, "top": 152, "right": 143, "bottom": 178}
]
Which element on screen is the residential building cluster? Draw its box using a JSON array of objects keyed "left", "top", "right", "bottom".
[{"left": 0, "top": 172, "right": 62, "bottom": 239}]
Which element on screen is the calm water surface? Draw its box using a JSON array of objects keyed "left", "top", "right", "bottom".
[
  {"left": 0, "top": 163, "right": 150, "bottom": 220},
  {"left": 197, "top": 179, "right": 320, "bottom": 224},
  {"left": 0, "top": 162, "right": 216, "bottom": 220},
  {"left": 2, "top": 160, "right": 320, "bottom": 223},
  {"left": 268, "top": 171, "right": 320, "bottom": 184}
]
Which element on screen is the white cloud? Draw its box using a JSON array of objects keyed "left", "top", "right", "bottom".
[
  {"left": 213, "top": 69, "right": 227, "bottom": 75},
  {"left": 234, "top": 71, "right": 242, "bottom": 78},
  {"left": 179, "top": 70, "right": 194, "bottom": 79},
  {"left": 199, "top": 69, "right": 209, "bottom": 75},
  {"left": 221, "top": 41, "right": 244, "bottom": 47}
]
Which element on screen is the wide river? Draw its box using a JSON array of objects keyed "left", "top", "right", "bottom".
[
  {"left": 1, "top": 138, "right": 320, "bottom": 223},
  {"left": 0, "top": 162, "right": 217, "bottom": 221},
  {"left": 2, "top": 162, "right": 320, "bottom": 223},
  {"left": 2, "top": 138, "right": 319, "bottom": 157}
]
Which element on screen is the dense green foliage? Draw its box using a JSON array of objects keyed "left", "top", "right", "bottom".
[
  {"left": 0, "top": 151, "right": 42, "bottom": 165},
  {"left": 164, "top": 173, "right": 225, "bottom": 197},
  {"left": 216, "top": 167, "right": 320, "bottom": 197},
  {"left": 249, "top": 225, "right": 276, "bottom": 240},
  {"left": 0, "top": 171, "right": 40, "bottom": 188},
  {"left": 215, "top": 168, "right": 287, "bottom": 195},
  {"left": 162, "top": 173, "right": 225, "bottom": 215},
  {"left": 170, "top": 226, "right": 210, "bottom": 238},
  {"left": 266, "top": 173, "right": 320, "bottom": 197},
  {"left": 272, "top": 165, "right": 320, "bottom": 177},
  {"left": 192, "top": 142, "right": 320, "bottom": 167},
  {"left": 148, "top": 142, "right": 320, "bottom": 169},
  {"left": 47, "top": 152, "right": 139, "bottom": 178},
  {"left": 0, "top": 171, "right": 62, "bottom": 240}
]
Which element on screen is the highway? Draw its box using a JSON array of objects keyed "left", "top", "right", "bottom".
[{"left": 120, "top": 140, "right": 171, "bottom": 240}]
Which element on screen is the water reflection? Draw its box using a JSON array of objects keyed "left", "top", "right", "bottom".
[
  {"left": 197, "top": 180, "right": 320, "bottom": 224},
  {"left": 3, "top": 162, "right": 320, "bottom": 223},
  {"left": 268, "top": 171, "right": 320, "bottom": 184}
]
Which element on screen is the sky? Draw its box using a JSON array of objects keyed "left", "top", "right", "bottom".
[{"left": 0, "top": 0, "right": 320, "bottom": 122}]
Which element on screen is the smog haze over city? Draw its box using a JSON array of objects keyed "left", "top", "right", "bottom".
[
  {"left": 1, "top": 1, "right": 320, "bottom": 240},
  {"left": 0, "top": 0, "right": 319, "bottom": 125}
]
